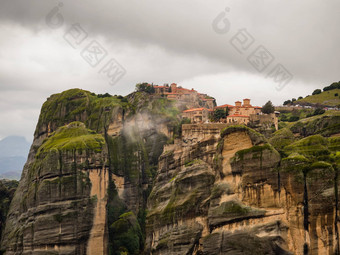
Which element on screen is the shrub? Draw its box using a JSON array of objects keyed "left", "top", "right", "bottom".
[
  {"left": 313, "top": 108, "right": 325, "bottom": 116},
  {"left": 288, "top": 116, "right": 299, "bottom": 122},
  {"left": 312, "top": 89, "right": 322, "bottom": 95},
  {"left": 280, "top": 114, "right": 288, "bottom": 121},
  {"left": 97, "top": 93, "right": 112, "bottom": 98},
  {"left": 323, "top": 81, "right": 340, "bottom": 91},
  {"left": 283, "top": 100, "right": 292, "bottom": 105}
]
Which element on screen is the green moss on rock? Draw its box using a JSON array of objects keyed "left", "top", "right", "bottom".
[
  {"left": 109, "top": 211, "right": 143, "bottom": 255},
  {"left": 208, "top": 200, "right": 265, "bottom": 228},
  {"left": 221, "top": 125, "right": 267, "bottom": 145},
  {"left": 284, "top": 134, "right": 329, "bottom": 158},
  {"left": 269, "top": 128, "right": 295, "bottom": 151},
  {"left": 36, "top": 88, "right": 131, "bottom": 136},
  {"left": 329, "top": 137, "right": 340, "bottom": 152},
  {"left": 290, "top": 111, "right": 340, "bottom": 137},
  {"left": 37, "top": 122, "right": 105, "bottom": 156},
  {"left": 232, "top": 144, "right": 279, "bottom": 162}
]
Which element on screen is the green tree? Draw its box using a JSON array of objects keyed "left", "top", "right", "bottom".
[
  {"left": 225, "top": 107, "right": 229, "bottom": 116},
  {"left": 313, "top": 108, "right": 325, "bottom": 116},
  {"left": 135, "top": 83, "right": 155, "bottom": 94},
  {"left": 213, "top": 109, "right": 226, "bottom": 121},
  {"left": 323, "top": 81, "right": 340, "bottom": 91},
  {"left": 288, "top": 116, "right": 299, "bottom": 122},
  {"left": 261, "top": 101, "right": 275, "bottom": 114},
  {"left": 283, "top": 100, "right": 292, "bottom": 105},
  {"left": 312, "top": 89, "right": 322, "bottom": 95}
]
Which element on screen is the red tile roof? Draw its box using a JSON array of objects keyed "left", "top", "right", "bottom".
[
  {"left": 215, "top": 104, "right": 234, "bottom": 108},
  {"left": 177, "top": 87, "right": 196, "bottom": 92}
]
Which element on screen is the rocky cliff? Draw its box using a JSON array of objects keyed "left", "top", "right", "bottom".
[
  {"left": 1, "top": 88, "right": 340, "bottom": 255},
  {"left": 146, "top": 123, "right": 340, "bottom": 255},
  {"left": 1, "top": 89, "right": 184, "bottom": 255}
]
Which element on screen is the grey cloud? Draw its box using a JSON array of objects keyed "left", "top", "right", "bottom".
[{"left": 1, "top": 0, "right": 339, "bottom": 85}]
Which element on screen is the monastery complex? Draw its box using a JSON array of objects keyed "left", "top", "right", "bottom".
[{"left": 147, "top": 83, "right": 278, "bottom": 128}]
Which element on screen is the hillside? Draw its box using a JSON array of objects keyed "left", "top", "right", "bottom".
[{"left": 297, "top": 88, "right": 340, "bottom": 107}]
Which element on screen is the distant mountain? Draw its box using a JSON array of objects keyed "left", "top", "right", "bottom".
[{"left": 0, "top": 136, "right": 30, "bottom": 180}]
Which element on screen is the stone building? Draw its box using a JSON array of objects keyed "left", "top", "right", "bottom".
[
  {"left": 153, "top": 85, "right": 169, "bottom": 94},
  {"left": 226, "top": 114, "right": 250, "bottom": 124},
  {"left": 182, "top": 108, "right": 210, "bottom": 123},
  {"left": 215, "top": 99, "right": 262, "bottom": 124}
]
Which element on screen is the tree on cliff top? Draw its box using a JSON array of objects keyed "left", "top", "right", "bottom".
[
  {"left": 135, "top": 83, "right": 155, "bottom": 94},
  {"left": 212, "top": 109, "right": 226, "bottom": 121},
  {"left": 262, "top": 101, "right": 275, "bottom": 114}
]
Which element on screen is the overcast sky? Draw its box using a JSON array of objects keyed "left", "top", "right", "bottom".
[{"left": 1, "top": 0, "right": 339, "bottom": 141}]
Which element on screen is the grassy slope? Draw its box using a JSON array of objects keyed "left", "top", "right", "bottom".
[{"left": 297, "top": 89, "right": 340, "bottom": 106}]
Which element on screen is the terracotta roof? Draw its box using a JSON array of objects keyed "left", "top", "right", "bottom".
[
  {"left": 228, "top": 114, "right": 250, "bottom": 118},
  {"left": 178, "top": 87, "right": 196, "bottom": 92},
  {"left": 215, "top": 104, "right": 234, "bottom": 108},
  {"left": 183, "top": 108, "right": 206, "bottom": 113},
  {"left": 253, "top": 106, "right": 262, "bottom": 109}
]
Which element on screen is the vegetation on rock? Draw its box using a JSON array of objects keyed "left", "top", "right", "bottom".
[
  {"left": 261, "top": 100, "right": 275, "bottom": 114},
  {"left": 109, "top": 211, "right": 143, "bottom": 255},
  {"left": 37, "top": 121, "right": 105, "bottom": 156},
  {"left": 0, "top": 180, "right": 18, "bottom": 241},
  {"left": 221, "top": 125, "right": 266, "bottom": 145}
]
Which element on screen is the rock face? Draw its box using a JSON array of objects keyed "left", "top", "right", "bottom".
[
  {"left": 1, "top": 122, "right": 108, "bottom": 254},
  {"left": 146, "top": 125, "right": 340, "bottom": 255}
]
